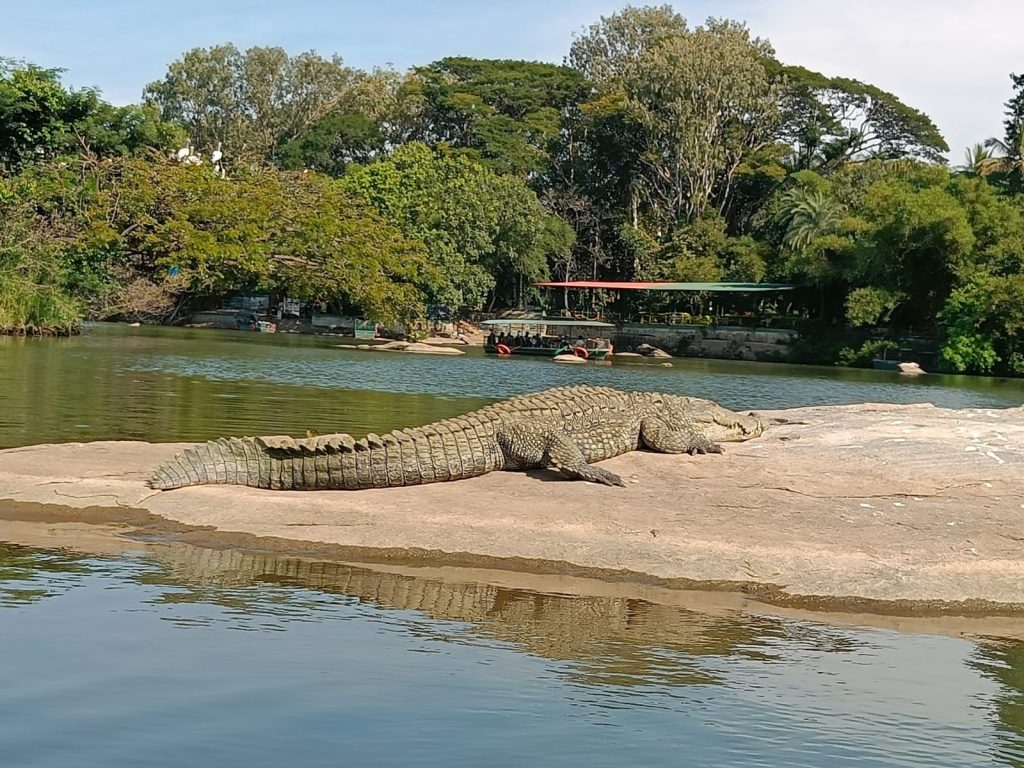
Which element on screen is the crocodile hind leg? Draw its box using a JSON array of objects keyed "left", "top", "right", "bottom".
[
  {"left": 496, "top": 424, "right": 626, "bottom": 487},
  {"left": 640, "top": 417, "right": 723, "bottom": 455}
]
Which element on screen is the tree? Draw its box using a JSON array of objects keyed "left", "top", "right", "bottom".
[
  {"left": 947, "top": 174, "right": 1024, "bottom": 278},
  {"left": 1002, "top": 73, "right": 1024, "bottom": 157},
  {"left": 0, "top": 61, "right": 84, "bottom": 173},
  {"left": 959, "top": 143, "right": 1000, "bottom": 177},
  {"left": 143, "top": 45, "right": 363, "bottom": 166},
  {"left": 0, "top": 60, "right": 180, "bottom": 174},
  {"left": 778, "top": 185, "right": 844, "bottom": 252},
  {"left": 411, "top": 57, "right": 590, "bottom": 179},
  {"left": 50, "top": 156, "right": 432, "bottom": 323},
  {"left": 852, "top": 177, "right": 975, "bottom": 328},
  {"left": 629, "top": 19, "right": 780, "bottom": 224},
  {"left": 568, "top": 13, "right": 780, "bottom": 229},
  {"left": 568, "top": 5, "right": 688, "bottom": 87},
  {"left": 940, "top": 273, "right": 1024, "bottom": 374},
  {"left": 0, "top": 176, "right": 80, "bottom": 330},
  {"left": 342, "top": 142, "right": 563, "bottom": 310},
  {"left": 772, "top": 64, "right": 949, "bottom": 169},
  {"left": 774, "top": 177, "right": 852, "bottom": 317},
  {"left": 277, "top": 111, "right": 384, "bottom": 175},
  {"left": 984, "top": 127, "right": 1024, "bottom": 193}
]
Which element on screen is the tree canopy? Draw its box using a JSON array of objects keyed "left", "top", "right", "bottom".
[{"left": 4, "top": 5, "right": 1024, "bottom": 377}]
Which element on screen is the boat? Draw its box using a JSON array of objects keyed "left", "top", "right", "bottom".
[{"left": 481, "top": 318, "right": 614, "bottom": 360}]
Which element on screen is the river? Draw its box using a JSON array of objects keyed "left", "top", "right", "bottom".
[
  {"left": 1, "top": 323, "right": 1023, "bottom": 767},
  {"left": 0, "top": 323, "right": 1020, "bottom": 449}
]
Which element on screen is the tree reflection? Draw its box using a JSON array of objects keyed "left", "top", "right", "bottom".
[
  {"left": 0, "top": 542, "right": 93, "bottom": 605},
  {"left": 136, "top": 543, "right": 865, "bottom": 689},
  {"left": 972, "top": 642, "right": 1024, "bottom": 765}
]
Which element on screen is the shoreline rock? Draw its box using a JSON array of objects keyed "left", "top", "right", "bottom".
[
  {"left": 344, "top": 341, "right": 465, "bottom": 355},
  {"left": 0, "top": 402, "right": 1022, "bottom": 611}
]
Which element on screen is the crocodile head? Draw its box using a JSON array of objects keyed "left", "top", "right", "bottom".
[{"left": 664, "top": 395, "right": 769, "bottom": 443}]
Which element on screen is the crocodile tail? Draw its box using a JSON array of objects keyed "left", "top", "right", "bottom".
[{"left": 150, "top": 437, "right": 257, "bottom": 490}]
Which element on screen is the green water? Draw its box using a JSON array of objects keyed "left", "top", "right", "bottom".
[
  {"left": 3, "top": 323, "right": 1024, "bottom": 766},
  {"left": 0, "top": 322, "right": 1020, "bottom": 449}
]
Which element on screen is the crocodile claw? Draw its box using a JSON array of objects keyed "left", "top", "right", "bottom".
[
  {"left": 689, "top": 442, "right": 724, "bottom": 455},
  {"left": 587, "top": 467, "right": 627, "bottom": 487}
]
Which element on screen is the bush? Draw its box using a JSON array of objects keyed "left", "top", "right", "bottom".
[{"left": 837, "top": 339, "right": 899, "bottom": 367}]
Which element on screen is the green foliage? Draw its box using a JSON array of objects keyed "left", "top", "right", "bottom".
[
  {"left": 277, "top": 112, "right": 383, "bottom": 175},
  {"left": 342, "top": 142, "right": 563, "bottom": 310},
  {"left": 836, "top": 339, "right": 898, "bottom": 368},
  {"left": 852, "top": 178, "right": 975, "bottom": 325},
  {"left": 845, "top": 287, "right": 904, "bottom": 327},
  {"left": 771, "top": 63, "right": 949, "bottom": 168},
  {"left": 11, "top": 157, "right": 433, "bottom": 324},
  {"left": 0, "top": 61, "right": 181, "bottom": 173},
  {"left": 659, "top": 215, "right": 764, "bottom": 282},
  {"left": 568, "top": 5, "right": 688, "bottom": 87},
  {"left": 137, "top": 161, "right": 431, "bottom": 321},
  {"left": 0, "top": 62, "right": 81, "bottom": 172},
  {"left": 597, "top": 16, "right": 780, "bottom": 225},
  {"left": 4, "top": 24, "right": 1024, "bottom": 376},
  {"left": 939, "top": 273, "right": 1024, "bottom": 374},
  {"left": 0, "top": 178, "right": 80, "bottom": 330},
  {"left": 414, "top": 58, "right": 589, "bottom": 179},
  {"left": 143, "top": 45, "right": 364, "bottom": 166},
  {"left": 1002, "top": 73, "right": 1024, "bottom": 165}
]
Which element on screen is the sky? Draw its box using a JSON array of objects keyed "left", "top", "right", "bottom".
[{"left": 1, "top": 0, "right": 1021, "bottom": 159}]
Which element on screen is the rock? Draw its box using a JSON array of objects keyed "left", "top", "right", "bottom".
[
  {"left": 898, "top": 362, "right": 926, "bottom": 375},
  {"left": 637, "top": 343, "right": 672, "bottom": 358},
  {"left": 342, "top": 341, "right": 464, "bottom": 355},
  {"left": 660, "top": 362, "right": 673, "bottom": 367},
  {"left": 2, "top": 402, "right": 1022, "bottom": 608},
  {"left": 553, "top": 354, "right": 587, "bottom": 364},
  {"left": 611, "top": 352, "right": 643, "bottom": 358},
  {"left": 401, "top": 342, "right": 465, "bottom": 355}
]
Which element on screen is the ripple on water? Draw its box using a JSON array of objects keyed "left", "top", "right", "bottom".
[
  {"left": 1, "top": 325, "right": 1021, "bottom": 448},
  {"left": 121, "top": 346, "right": 1023, "bottom": 411},
  {"left": 0, "top": 541, "right": 1022, "bottom": 767}
]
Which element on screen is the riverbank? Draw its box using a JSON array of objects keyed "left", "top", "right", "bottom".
[
  {"left": 0, "top": 325, "right": 79, "bottom": 336},
  {"left": 1, "top": 402, "right": 1021, "bottom": 612}
]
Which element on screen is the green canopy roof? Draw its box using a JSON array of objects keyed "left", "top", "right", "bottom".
[
  {"left": 481, "top": 318, "right": 615, "bottom": 328},
  {"left": 535, "top": 280, "right": 794, "bottom": 292},
  {"left": 655, "top": 282, "right": 795, "bottom": 292}
]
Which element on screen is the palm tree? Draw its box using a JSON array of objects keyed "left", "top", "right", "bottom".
[
  {"left": 960, "top": 143, "right": 1001, "bottom": 176},
  {"left": 984, "top": 123, "right": 1024, "bottom": 190},
  {"left": 776, "top": 185, "right": 846, "bottom": 318},
  {"left": 777, "top": 186, "right": 844, "bottom": 252}
]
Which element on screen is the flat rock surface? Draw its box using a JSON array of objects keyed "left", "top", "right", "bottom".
[{"left": 1, "top": 403, "right": 1022, "bottom": 607}]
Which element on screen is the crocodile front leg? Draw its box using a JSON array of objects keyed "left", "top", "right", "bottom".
[
  {"left": 640, "top": 417, "right": 724, "bottom": 455},
  {"left": 496, "top": 424, "right": 626, "bottom": 487}
]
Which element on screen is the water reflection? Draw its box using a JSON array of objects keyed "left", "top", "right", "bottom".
[
  {"left": 144, "top": 546, "right": 794, "bottom": 688},
  {"left": 1, "top": 323, "right": 1021, "bottom": 449},
  {"left": 973, "top": 643, "right": 1024, "bottom": 765},
  {"left": 2, "top": 538, "right": 1024, "bottom": 766},
  {"left": 0, "top": 541, "right": 91, "bottom": 605}
]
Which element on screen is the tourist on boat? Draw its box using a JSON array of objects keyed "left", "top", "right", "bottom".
[
  {"left": 576, "top": 335, "right": 586, "bottom": 348},
  {"left": 514, "top": 331, "right": 524, "bottom": 347},
  {"left": 486, "top": 331, "right": 497, "bottom": 347}
]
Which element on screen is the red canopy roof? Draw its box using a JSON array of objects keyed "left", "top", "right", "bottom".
[{"left": 535, "top": 281, "right": 675, "bottom": 290}]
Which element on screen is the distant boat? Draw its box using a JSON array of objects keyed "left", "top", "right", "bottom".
[{"left": 481, "top": 318, "right": 614, "bottom": 361}]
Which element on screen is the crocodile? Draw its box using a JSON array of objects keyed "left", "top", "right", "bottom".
[{"left": 150, "top": 385, "right": 767, "bottom": 491}]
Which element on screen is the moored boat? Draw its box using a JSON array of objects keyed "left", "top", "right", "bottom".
[{"left": 481, "top": 318, "right": 614, "bottom": 360}]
